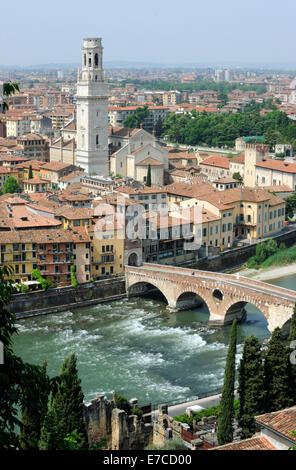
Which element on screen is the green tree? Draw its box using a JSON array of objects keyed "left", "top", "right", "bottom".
[
  {"left": 19, "top": 361, "right": 51, "bottom": 450},
  {"left": 39, "top": 410, "right": 65, "bottom": 450},
  {"left": 123, "top": 105, "right": 149, "bottom": 129},
  {"left": 70, "top": 264, "right": 78, "bottom": 287},
  {"left": 232, "top": 172, "right": 243, "bottom": 184},
  {"left": 29, "top": 165, "right": 33, "bottom": 179},
  {"left": 288, "top": 306, "right": 296, "bottom": 405},
  {"left": 264, "top": 328, "right": 293, "bottom": 412},
  {"left": 1, "top": 83, "right": 20, "bottom": 112},
  {"left": 3, "top": 176, "right": 22, "bottom": 194},
  {"left": 217, "top": 319, "right": 237, "bottom": 445},
  {"left": 0, "top": 265, "right": 50, "bottom": 449},
  {"left": 47, "top": 354, "right": 88, "bottom": 449},
  {"left": 146, "top": 164, "right": 151, "bottom": 187},
  {"left": 32, "top": 269, "right": 51, "bottom": 290},
  {"left": 285, "top": 192, "right": 296, "bottom": 220},
  {"left": 238, "top": 335, "right": 266, "bottom": 438},
  {"left": 112, "top": 393, "right": 132, "bottom": 414}
]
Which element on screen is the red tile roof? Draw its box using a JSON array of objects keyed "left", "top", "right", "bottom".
[
  {"left": 256, "top": 158, "right": 296, "bottom": 173},
  {"left": 255, "top": 406, "right": 296, "bottom": 442},
  {"left": 200, "top": 155, "right": 230, "bottom": 169},
  {"left": 214, "top": 436, "right": 276, "bottom": 451}
]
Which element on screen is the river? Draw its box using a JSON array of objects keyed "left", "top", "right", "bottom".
[{"left": 12, "top": 273, "right": 296, "bottom": 407}]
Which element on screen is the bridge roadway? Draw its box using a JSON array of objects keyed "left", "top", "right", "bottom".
[{"left": 125, "top": 263, "right": 296, "bottom": 332}]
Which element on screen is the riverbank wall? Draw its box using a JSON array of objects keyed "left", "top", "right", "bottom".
[{"left": 10, "top": 277, "right": 126, "bottom": 319}]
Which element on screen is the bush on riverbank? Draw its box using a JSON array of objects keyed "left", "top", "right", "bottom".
[
  {"left": 173, "top": 400, "right": 239, "bottom": 426},
  {"left": 246, "top": 239, "right": 285, "bottom": 269},
  {"left": 32, "top": 269, "right": 51, "bottom": 291},
  {"left": 261, "top": 244, "right": 296, "bottom": 268}
]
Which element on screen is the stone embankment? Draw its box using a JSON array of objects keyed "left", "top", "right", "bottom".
[{"left": 9, "top": 277, "right": 126, "bottom": 319}]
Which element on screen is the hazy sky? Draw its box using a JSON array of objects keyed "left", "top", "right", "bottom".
[{"left": 1, "top": 0, "right": 296, "bottom": 66}]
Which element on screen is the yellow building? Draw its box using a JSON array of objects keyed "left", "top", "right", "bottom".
[
  {"left": 55, "top": 206, "right": 93, "bottom": 229},
  {"left": 180, "top": 186, "right": 286, "bottom": 243},
  {"left": 88, "top": 215, "right": 125, "bottom": 279},
  {"left": 0, "top": 238, "right": 35, "bottom": 282},
  {"left": 0, "top": 167, "right": 23, "bottom": 191}
]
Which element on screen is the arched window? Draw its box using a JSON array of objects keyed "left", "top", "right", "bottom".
[
  {"left": 88, "top": 57, "right": 91, "bottom": 67},
  {"left": 84, "top": 54, "right": 86, "bottom": 66},
  {"left": 95, "top": 53, "right": 98, "bottom": 67}
]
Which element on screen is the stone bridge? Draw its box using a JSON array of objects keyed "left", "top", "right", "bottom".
[{"left": 125, "top": 263, "right": 296, "bottom": 333}]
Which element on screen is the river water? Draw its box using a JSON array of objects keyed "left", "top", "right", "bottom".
[{"left": 13, "top": 274, "right": 296, "bottom": 406}]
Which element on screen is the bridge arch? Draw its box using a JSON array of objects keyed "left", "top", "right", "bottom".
[
  {"left": 175, "top": 290, "right": 210, "bottom": 313},
  {"left": 224, "top": 299, "right": 268, "bottom": 327},
  {"left": 127, "top": 280, "right": 169, "bottom": 305}
]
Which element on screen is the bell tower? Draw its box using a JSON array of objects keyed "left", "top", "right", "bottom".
[{"left": 76, "top": 37, "right": 109, "bottom": 175}]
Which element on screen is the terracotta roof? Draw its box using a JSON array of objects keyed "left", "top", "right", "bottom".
[
  {"left": 108, "top": 125, "right": 139, "bottom": 137},
  {"left": 255, "top": 406, "right": 296, "bottom": 442},
  {"left": 0, "top": 155, "right": 29, "bottom": 162},
  {"left": 256, "top": 158, "right": 296, "bottom": 173},
  {"left": 205, "top": 186, "right": 282, "bottom": 205},
  {"left": 136, "top": 157, "right": 164, "bottom": 166},
  {"left": 15, "top": 160, "right": 44, "bottom": 170},
  {"left": 54, "top": 205, "right": 93, "bottom": 220},
  {"left": 200, "top": 155, "right": 230, "bottom": 169},
  {"left": 41, "top": 161, "right": 76, "bottom": 172},
  {"left": 262, "top": 185, "right": 293, "bottom": 193},
  {"left": 114, "top": 186, "right": 166, "bottom": 195},
  {"left": 17, "top": 134, "right": 45, "bottom": 141},
  {"left": 230, "top": 153, "right": 245, "bottom": 164},
  {"left": 59, "top": 171, "right": 85, "bottom": 183},
  {"left": 214, "top": 436, "right": 276, "bottom": 451},
  {"left": 164, "top": 182, "right": 215, "bottom": 199},
  {"left": 213, "top": 177, "right": 238, "bottom": 184},
  {"left": 25, "top": 178, "right": 49, "bottom": 185},
  {"left": 0, "top": 226, "right": 90, "bottom": 244}
]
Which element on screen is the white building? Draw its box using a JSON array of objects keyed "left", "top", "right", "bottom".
[
  {"left": 110, "top": 127, "right": 168, "bottom": 185},
  {"left": 76, "top": 37, "right": 109, "bottom": 175}
]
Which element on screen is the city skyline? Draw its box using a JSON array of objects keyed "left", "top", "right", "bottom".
[{"left": 1, "top": 0, "right": 296, "bottom": 67}]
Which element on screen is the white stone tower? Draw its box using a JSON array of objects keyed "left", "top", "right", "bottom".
[{"left": 76, "top": 38, "right": 109, "bottom": 175}]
